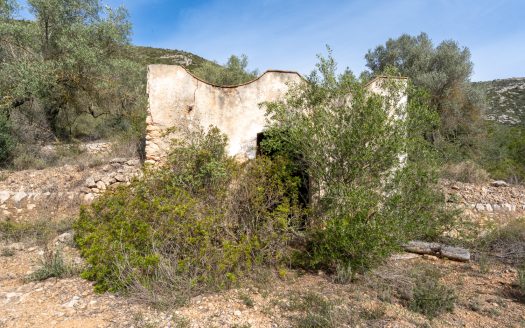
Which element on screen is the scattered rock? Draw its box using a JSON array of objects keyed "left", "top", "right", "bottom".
[
  {"left": 12, "top": 192, "right": 28, "bottom": 203},
  {"left": 62, "top": 296, "right": 80, "bottom": 308},
  {"left": 110, "top": 158, "right": 127, "bottom": 164},
  {"left": 115, "top": 174, "right": 126, "bottom": 182},
  {"left": 54, "top": 232, "right": 73, "bottom": 245},
  {"left": 491, "top": 180, "right": 509, "bottom": 187},
  {"left": 85, "top": 177, "right": 96, "bottom": 188},
  {"left": 0, "top": 191, "right": 10, "bottom": 203},
  {"left": 96, "top": 180, "right": 106, "bottom": 191}
]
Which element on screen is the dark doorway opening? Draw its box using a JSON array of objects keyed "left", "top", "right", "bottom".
[{"left": 256, "top": 132, "right": 310, "bottom": 215}]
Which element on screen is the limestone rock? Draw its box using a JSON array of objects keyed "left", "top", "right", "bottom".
[
  {"left": 115, "top": 174, "right": 126, "bottom": 182},
  {"left": 12, "top": 191, "right": 27, "bottom": 203},
  {"left": 491, "top": 180, "right": 509, "bottom": 187},
  {"left": 54, "top": 232, "right": 73, "bottom": 245},
  {"left": 0, "top": 191, "right": 10, "bottom": 203},
  {"left": 85, "top": 177, "right": 96, "bottom": 188},
  {"left": 96, "top": 180, "right": 106, "bottom": 191}
]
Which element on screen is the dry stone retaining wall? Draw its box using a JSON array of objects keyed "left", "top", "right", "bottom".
[
  {"left": 443, "top": 180, "right": 525, "bottom": 215},
  {"left": 0, "top": 158, "right": 141, "bottom": 221}
]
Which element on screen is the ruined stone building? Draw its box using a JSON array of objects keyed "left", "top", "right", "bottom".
[{"left": 145, "top": 65, "right": 407, "bottom": 164}]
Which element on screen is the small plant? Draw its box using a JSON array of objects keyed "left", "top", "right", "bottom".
[
  {"left": 333, "top": 263, "right": 353, "bottom": 284},
  {"left": 359, "top": 305, "right": 387, "bottom": 321},
  {"left": 0, "top": 247, "right": 15, "bottom": 257},
  {"left": 517, "top": 265, "right": 525, "bottom": 295},
  {"left": 408, "top": 265, "right": 456, "bottom": 319},
  {"left": 295, "top": 297, "right": 334, "bottom": 328},
  {"left": 478, "top": 253, "right": 492, "bottom": 274},
  {"left": 280, "top": 292, "right": 336, "bottom": 328},
  {"left": 239, "top": 292, "right": 254, "bottom": 308},
  {"left": 27, "top": 249, "right": 76, "bottom": 281},
  {"left": 0, "top": 219, "right": 73, "bottom": 244},
  {"left": 479, "top": 217, "right": 525, "bottom": 266}
]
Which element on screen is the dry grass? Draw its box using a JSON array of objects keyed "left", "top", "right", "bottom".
[{"left": 441, "top": 160, "right": 490, "bottom": 183}]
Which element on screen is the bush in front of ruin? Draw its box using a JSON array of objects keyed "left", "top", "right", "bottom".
[
  {"left": 74, "top": 127, "right": 303, "bottom": 301},
  {"left": 75, "top": 53, "right": 454, "bottom": 302}
]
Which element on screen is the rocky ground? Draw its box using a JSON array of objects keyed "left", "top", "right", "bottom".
[
  {"left": 1, "top": 156, "right": 525, "bottom": 327},
  {"left": 2, "top": 236, "right": 525, "bottom": 328}
]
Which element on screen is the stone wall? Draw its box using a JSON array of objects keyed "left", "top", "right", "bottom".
[
  {"left": 0, "top": 157, "right": 141, "bottom": 221},
  {"left": 145, "top": 66, "right": 410, "bottom": 164},
  {"left": 443, "top": 180, "right": 525, "bottom": 214},
  {"left": 145, "top": 65, "right": 304, "bottom": 163}
]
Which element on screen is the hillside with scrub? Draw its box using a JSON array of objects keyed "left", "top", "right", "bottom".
[{"left": 1, "top": 1, "right": 525, "bottom": 327}]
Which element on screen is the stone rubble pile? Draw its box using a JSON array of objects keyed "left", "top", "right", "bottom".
[{"left": 81, "top": 158, "right": 142, "bottom": 203}]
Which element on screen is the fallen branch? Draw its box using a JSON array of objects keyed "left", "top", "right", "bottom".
[{"left": 403, "top": 241, "right": 470, "bottom": 262}]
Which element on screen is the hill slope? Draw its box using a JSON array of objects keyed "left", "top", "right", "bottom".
[
  {"left": 127, "top": 45, "right": 217, "bottom": 71},
  {"left": 475, "top": 78, "right": 525, "bottom": 125}
]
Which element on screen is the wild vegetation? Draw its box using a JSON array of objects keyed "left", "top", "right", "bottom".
[
  {"left": 74, "top": 53, "right": 454, "bottom": 307},
  {"left": 364, "top": 33, "right": 525, "bottom": 183},
  {"left": 192, "top": 54, "right": 259, "bottom": 86},
  {"left": 75, "top": 127, "right": 303, "bottom": 303},
  {"left": 1, "top": 0, "right": 525, "bottom": 325},
  {"left": 0, "top": 0, "right": 258, "bottom": 169}
]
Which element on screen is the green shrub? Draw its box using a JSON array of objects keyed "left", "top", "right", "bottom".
[
  {"left": 480, "top": 122, "right": 525, "bottom": 183},
  {"left": 518, "top": 266, "right": 525, "bottom": 294},
  {"left": 0, "top": 112, "right": 14, "bottom": 166},
  {"left": 191, "top": 54, "right": 258, "bottom": 86},
  {"left": 408, "top": 265, "right": 456, "bottom": 319},
  {"left": 74, "top": 128, "right": 303, "bottom": 301},
  {"left": 1, "top": 247, "right": 15, "bottom": 257},
  {"left": 266, "top": 51, "right": 454, "bottom": 273},
  {"left": 0, "top": 219, "right": 72, "bottom": 244}
]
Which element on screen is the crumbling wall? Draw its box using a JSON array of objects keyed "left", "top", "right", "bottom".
[
  {"left": 145, "top": 65, "right": 304, "bottom": 163},
  {"left": 145, "top": 66, "right": 409, "bottom": 164}
]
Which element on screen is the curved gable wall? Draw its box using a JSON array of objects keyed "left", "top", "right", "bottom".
[{"left": 145, "top": 65, "right": 304, "bottom": 163}]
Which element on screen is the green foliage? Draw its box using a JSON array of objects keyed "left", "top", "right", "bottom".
[
  {"left": 192, "top": 54, "right": 258, "bottom": 86},
  {"left": 0, "top": 0, "right": 145, "bottom": 143},
  {"left": 408, "top": 265, "right": 456, "bottom": 319},
  {"left": 478, "top": 217, "right": 525, "bottom": 266},
  {"left": 0, "top": 111, "right": 13, "bottom": 164},
  {"left": 441, "top": 160, "right": 490, "bottom": 183},
  {"left": 365, "top": 33, "right": 485, "bottom": 160},
  {"left": 480, "top": 122, "right": 525, "bottom": 183},
  {"left": 517, "top": 265, "right": 525, "bottom": 296},
  {"left": 265, "top": 49, "right": 453, "bottom": 273},
  {"left": 74, "top": 128, "right": 303, "bottom": 299},
  {"left": 0, "top": 218, "right": 72, "bottom": 244},
  {"left": 0, "top": 247, "right": 15, "bottom": 257},
  {"left": 474, "top": 78, "right": 525, "bottom": 126},
  {"left": 26, "top": 249, "right": 76, "bottom": 281}
]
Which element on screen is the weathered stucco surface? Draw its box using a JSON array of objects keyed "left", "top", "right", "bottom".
[
  {"left": 145, "top": 65, "right": 408, "bottom": 164},
  {"left": 145, "top": 65, "right": 304, "bottom": 163}
]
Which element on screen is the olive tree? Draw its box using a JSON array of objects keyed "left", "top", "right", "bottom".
[
  {"left": 263, "top": 51, "right": 453, "bottom": 272},
  {"left": 364, "top": 33, "right": 486, "bottom": 160},
  {"left": 0, "top": 0, "right": 145, "bottom": 141}
]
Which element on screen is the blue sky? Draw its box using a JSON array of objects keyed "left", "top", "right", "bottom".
[{"left": 21, "top": 0, "right": 525, "bottom": 81}]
